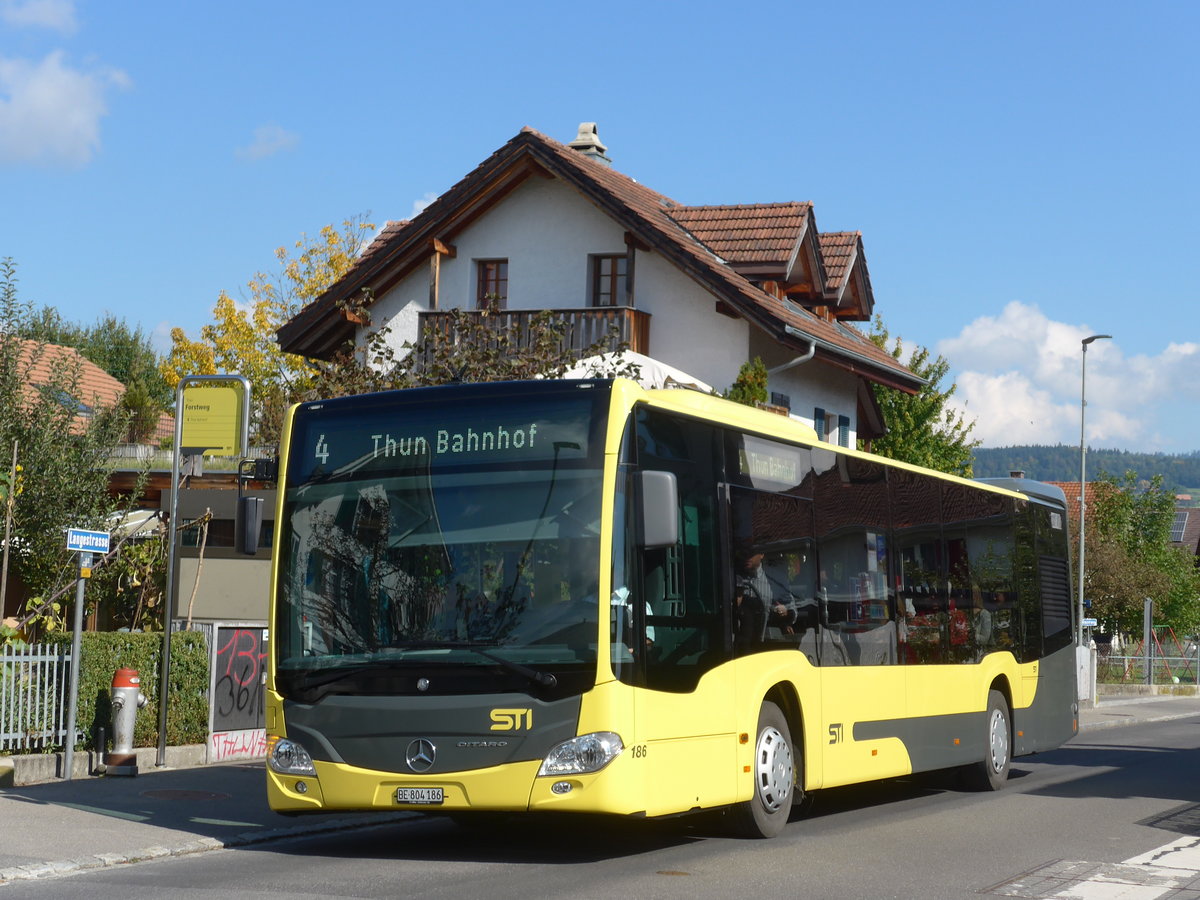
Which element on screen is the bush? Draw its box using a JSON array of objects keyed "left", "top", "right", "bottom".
[
  {"left": 47, "top": 631, "right": 210, "bottom": 750},
  {"left": 725, "top": 357, "right": 769, "bottom": 407}
]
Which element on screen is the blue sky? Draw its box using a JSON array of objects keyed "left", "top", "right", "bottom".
[{"left": 1, "top": 0, "right": 1196, "bottom": 454}]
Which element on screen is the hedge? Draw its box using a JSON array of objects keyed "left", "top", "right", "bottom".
[{"left": 46, "top": 631, "right": 210, "bottom": 750}]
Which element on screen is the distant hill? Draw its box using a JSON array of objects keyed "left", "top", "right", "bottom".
[{"left": 971, "top": 445, "right": 1200, "bottom": 495}]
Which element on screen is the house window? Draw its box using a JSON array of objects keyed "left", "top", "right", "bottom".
[
  {"left": 476, "top": 259, "right": 508, "bottom": 309},
  {"left": 813, "top": 407, "right": 850, "bottom": 447},
  {"left": 590, "top": 254, "right": 627, "bottom": 307}
]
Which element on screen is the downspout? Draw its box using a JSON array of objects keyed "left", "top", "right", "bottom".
[{"left": 767, "top": 326, "right": 816, "bottom": 375}]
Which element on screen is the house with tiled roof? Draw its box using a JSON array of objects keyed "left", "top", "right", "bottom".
[
  {"left": 17, "top": 340, "right": 173, "bottom": 443},
  {"left": 1171, "top": 506, "right": 1200, "bottom": 562},
  {"left": 277, "top": 123, "right": 923, "bottom": 446}
]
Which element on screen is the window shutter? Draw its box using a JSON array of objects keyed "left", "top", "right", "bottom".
[
  {"left": 838, "top": 415, "right": 850, "bottom": 447},
  {"left": 813, "top": 407, "right": 826, "bottom": 441}
]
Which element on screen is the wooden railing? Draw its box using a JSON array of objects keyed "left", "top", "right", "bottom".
[{"left": 417, "top": 306, "right": 651, "bottom": 357}]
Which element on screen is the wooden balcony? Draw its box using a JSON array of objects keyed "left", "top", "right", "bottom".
[{"left": 418, "top": 306, "right": 651, "bottom": 356}]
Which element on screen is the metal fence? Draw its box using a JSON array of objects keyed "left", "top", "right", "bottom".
[
  {"left": 1098, "top": 651, "right": 1200, "bottom": 686},
  {"left": 0, "top": 644, "right": 72, "bottom": 753}
]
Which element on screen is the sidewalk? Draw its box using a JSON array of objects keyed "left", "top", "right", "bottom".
[
  {"left": 0, "top": 759, "right": 413, "bottom": 886},
  {"left": 0, "top": 694, "right": 1196, "bottom": 887}
]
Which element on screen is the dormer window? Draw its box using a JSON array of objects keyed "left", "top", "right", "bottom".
[
  {"left": 476, "top": 259, "right": 508, "bottom": 309},
  {"left": 590, "top": 254, "right": 627, "bottom": 307}
]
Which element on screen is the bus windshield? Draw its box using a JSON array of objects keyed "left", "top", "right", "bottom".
[{"left": 274, "top": 385, "right": 607, "bottom": 697}]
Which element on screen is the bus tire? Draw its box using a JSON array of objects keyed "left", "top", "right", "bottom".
[
  {"left": 732, "top": 701, "right": 794, "bottom": 838},
  {"left": 962, "top": 689, "right": 1011, "bottom": 791}
]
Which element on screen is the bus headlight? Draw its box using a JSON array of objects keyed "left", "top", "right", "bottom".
[
  {"left": 267, "top": 736, "right": 317, "bottom": 776},
  {"left": 538, "top": 732, "right": 623, "bottom": 776}
]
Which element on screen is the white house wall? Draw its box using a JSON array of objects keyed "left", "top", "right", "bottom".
[
  {"left": 361, "top": 175, "right": 857, "bottom": 421},
  {"left": 750, "top": 330, "right": 862, "bottom": 444}
]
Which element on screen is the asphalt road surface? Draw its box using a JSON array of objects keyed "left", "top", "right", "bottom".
[{"left": 6, "top": 715, "right": 1200, "bottom": 899}]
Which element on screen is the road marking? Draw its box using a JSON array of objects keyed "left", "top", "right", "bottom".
[{"left": 985, "top": 837, "right": 1200, "bottom": 898}]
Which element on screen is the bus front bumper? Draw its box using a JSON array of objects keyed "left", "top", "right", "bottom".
[{"left": 266, "top": 755, "right": 645, "bottom": 817}]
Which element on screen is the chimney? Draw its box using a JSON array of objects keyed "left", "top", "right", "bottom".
[
  {"left": 568, "top": 122, "right": 611, "bottom": 166},
  {"left": 1009, "top": 470, "right": 1026, "bottom": 479}
]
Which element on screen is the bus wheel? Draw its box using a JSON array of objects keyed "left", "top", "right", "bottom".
[
  {"left": 732, "top": 701, "right": 794, "bottom": 838},
  {"left": 962, "top": 690, "right": 1011, "bottom": 791}
]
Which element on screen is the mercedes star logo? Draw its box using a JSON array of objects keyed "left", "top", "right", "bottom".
[{"left": 406, "top": 738, "right": 436, "bottom": 772}]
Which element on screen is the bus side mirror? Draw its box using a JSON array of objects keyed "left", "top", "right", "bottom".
[
  {"left": 237, "top": 495, "right": 264, "bottom": 555},
  {"left": 638, "top": 470, "right": 678, "bottom": 549}
]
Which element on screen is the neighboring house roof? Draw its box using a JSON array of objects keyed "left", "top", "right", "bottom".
[
  {"left": 1171, "top": 506, "right": 1200, "bottom": 558},
  {"left": 16, "top": 340, "right": 173, "bottom": 442},
  {"left": 277, "top": 126, "right": 919, "bottom": 393},
  {"left": 1046, "top": 481, "right": 1117, "bottom": 534}
]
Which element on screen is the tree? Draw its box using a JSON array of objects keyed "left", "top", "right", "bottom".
[
  {"left": 19, "top": 307, "right": 170, "bottom": 406},
  {"left": 0, "top": 260, "right": 134, "bottom": 633},
  {"left": 160, "top": 217, "right": 376, "bottom": 445},
  {"left": 724, "top": 357, "right": 768, "bottom": 407},
  {"left": 861, "top": 316, "right": 979, "bottom": 476},
  {"left": 1084, "top": 472, "right": 1200, "bottom": 636}
]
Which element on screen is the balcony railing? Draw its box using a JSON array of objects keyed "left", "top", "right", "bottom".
[{"left": 418, "top": 306, "right": 651, "bottom": 357}]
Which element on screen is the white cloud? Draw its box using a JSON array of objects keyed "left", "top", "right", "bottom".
[
  {"left": 410, "top": 192, "right": 438, "bottom": 218},
  {"left": 0, "top": 0, "right": 77, "bottom": 32},
  {"left": 0, "top": 50, "right": 129, "bottom": 167},
  {"left": 938, "top": 302, "right": 1199, "bottom": 452},
  {"left": 236, "top": 124, "right": 299, "bottom": 161}
]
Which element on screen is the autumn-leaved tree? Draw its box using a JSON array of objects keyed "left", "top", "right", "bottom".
[
  {"left": 160, "top": 217, "right": 375, "bottom": 444},
  {"left": 861, "top": 316, "right": 979, "bottom": 476}
]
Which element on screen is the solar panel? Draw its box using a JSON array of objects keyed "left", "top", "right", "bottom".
[{"left": 1171, "top": 510, "right": 1189, "bottom": 543}]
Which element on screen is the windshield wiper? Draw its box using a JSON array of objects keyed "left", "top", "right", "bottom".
[
  {"left": 285, "top": 664, "right": 379, "bottom": 692},
  {"left": 286, "top": 644, "right": 557, "bottom": 692},
  {"left": 423, "top": 641, "right": 557, "bottom": 688},
  {"left": 467, "top": 645, "right": 557, "bottom": 688}
]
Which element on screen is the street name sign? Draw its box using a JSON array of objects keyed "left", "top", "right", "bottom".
[{"left": 66, "top": 528, "right": 110, "bottom": 554}]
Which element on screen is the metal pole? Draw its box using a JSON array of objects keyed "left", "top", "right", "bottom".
[
  {"left": 157, "top": 374, "right": 251, "bottom": 767},
  {"left": 0, "top": 439, "right": 16, "bottom": 615},
  {"left": 156, "top": 381, "right": 185, "bottom": 767},
  {"left": 1143, "top": 597, "right": 1153, "bottom": 686},
  {"left": 1077, "top": 334, "right": 1111, "bottom": 645},
  {"left": 62, "top": 553, "right": 89, "bottom": 780}
]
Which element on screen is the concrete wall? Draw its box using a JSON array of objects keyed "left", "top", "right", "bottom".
[{"left": 162, "top": 488, "right": 274, "bottom": 624}]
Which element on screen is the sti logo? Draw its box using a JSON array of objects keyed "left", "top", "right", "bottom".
[{"left": 490, "top": 708, "right": 533, "bottom": 731}]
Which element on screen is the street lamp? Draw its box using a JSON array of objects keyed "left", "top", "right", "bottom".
[{"left": 1077, "top": 333, "right": 1111, "bottom": 644}]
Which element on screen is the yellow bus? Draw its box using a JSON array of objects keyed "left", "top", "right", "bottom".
[{"left": 264, "top": 378, "right": 1077, "bottom": 837}]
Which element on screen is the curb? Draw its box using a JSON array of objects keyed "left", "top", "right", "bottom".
[
  {"left": 1080, "top": 709, "right": 1200, "bottom": 732},
  {"left": 0, "top": 811, "right": 415, "bottom": 886},
  {"left": 0, "top": 745, "right": 209, "bottom": 787}
]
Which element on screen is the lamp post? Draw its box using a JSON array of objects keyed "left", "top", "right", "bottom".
[{"left": 1077, "top": 333, "right": 1111, "bottom": 644}]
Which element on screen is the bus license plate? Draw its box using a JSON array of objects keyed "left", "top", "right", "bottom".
[{"left": 395, "top": 787, "right": 444, "bottom": 805}]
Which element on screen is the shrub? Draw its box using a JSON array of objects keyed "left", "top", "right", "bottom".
[{"left": 47, "top": 630, "right": 209, "bottom": 750}]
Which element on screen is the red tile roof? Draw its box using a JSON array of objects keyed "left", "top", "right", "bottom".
[
  {"left": 1046, "top": 481, "right": 1116, "bottom": 534},
  {"left": 17, "top": 340, "right": 173, "bottom": 441},
  {"left": 278, "top": 127, "right": 921, "bottom": 393},
  {"left": 819, "top": 231, "right": 860, "bottom": 292},
  {"left": 667, "top": 203, "right": 811, "bottom": 265}
]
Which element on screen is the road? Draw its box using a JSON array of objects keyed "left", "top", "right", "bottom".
[{"left": 5, "top": 715, "right": 1200, "bottom": 899}]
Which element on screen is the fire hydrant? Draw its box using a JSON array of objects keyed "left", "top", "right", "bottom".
[{"left": 106, "top": 667, "right": 147, "bottom": 776}]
